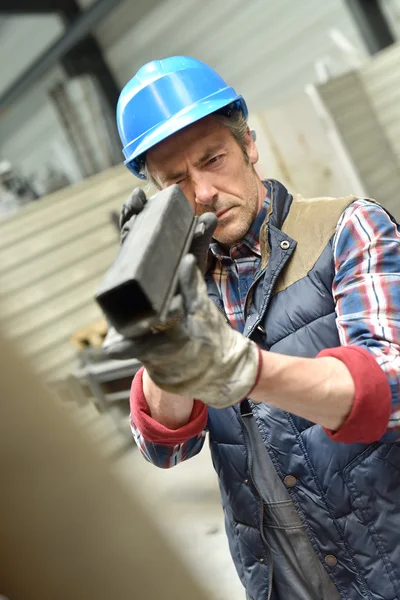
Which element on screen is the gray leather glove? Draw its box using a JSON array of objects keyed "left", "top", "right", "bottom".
[
  {"left": 103, "top": 187, "right": 218, "bottom": 359},
  {"left": 119, "top": 187, "right": 148, "bottom": 245},
  {"left": 105, "top": 254, "right": 261, "bottom": 408}
]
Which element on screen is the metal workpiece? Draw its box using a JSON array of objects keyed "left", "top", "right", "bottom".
[{"left": 95, "top": 184, "right": 196, "bottom": 338}]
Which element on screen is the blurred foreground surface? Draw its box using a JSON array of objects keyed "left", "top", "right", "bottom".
[{"left": 116, "top": 441, "right": 244, "bottom": 600}]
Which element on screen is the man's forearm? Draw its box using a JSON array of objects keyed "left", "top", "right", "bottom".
[
  {"left": 142, "top": 368, "right": 194, "bottom": 430},
  {"left": 251, "top": 352, "right": 355, "bottom": 431}
]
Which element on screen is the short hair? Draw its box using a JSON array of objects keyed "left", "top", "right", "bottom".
[{"left": 213, "top": 104, "right": 249, "bottom": 164}]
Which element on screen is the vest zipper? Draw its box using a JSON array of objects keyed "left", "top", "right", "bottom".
[
  {"left": 243, "top": 266, "right": 267, "bottom": 323},
  {"left": 240, "top": 406, "right": 274, "bottom": 600}
]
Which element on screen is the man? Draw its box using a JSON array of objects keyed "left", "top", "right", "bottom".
[{"left": 105, "top": 56, "right": 400, "bottom": 600}]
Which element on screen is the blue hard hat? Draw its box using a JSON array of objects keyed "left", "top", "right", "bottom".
[{"left": 116, "top": 56, "right": 248, "bottom": 179}]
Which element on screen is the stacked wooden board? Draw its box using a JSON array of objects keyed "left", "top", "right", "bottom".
[{"left": 0, "top": 163, "right": 139, "bottom": 382}]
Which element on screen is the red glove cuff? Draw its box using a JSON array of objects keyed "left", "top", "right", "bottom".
[
  {"left": 317, "top": 346, "right": 392, "bottom": 444},
  {"left": 130, "top": 367, "right": 208, "bottom": 446}
]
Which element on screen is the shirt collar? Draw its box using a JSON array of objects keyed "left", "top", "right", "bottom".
[{"left": 209, "top": 188, "right": 270, "bottom": 261}]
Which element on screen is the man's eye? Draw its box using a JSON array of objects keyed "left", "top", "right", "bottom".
[{"left": 208, "top": 155, "right": 222, "bottom": 165}]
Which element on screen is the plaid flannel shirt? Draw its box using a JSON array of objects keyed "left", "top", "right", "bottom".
[{"left": 131, "top": 195, "right": 400, "bottom": 466}]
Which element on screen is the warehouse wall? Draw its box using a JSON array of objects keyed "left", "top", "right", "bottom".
[
  {"left": 0, "top": 164, "right": 134, "bottom": 381},
  {"left": 0, "top": 0, "right": 369, "bottom": 184},
  {"left": 0, "top": 14, "right": 63, "bottom": 95},
  {"left": 100, "top": 0, "right": 368, "bottom": 111},
  {"left": 317, "top": 40, "right": 400, "bottom": 219},
  {"left": 0, "top": 15, "right": 82, "bottom": 186},
  {"left": 0, "top": 70, "right": 83, "bottom": 187}
]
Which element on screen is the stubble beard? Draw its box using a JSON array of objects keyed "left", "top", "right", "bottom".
[{"left": 211, "top": 171, "right": 260, "bottom": 248}]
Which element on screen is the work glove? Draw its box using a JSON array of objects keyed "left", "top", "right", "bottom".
[
  {"left": 103, "top": 187, "right": 218, "bottom": 360},
  {"left": 105, "top": 254, "right": 261, "bottom": 409}
]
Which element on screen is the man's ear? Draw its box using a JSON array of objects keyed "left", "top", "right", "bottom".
[{"left": 244, "top": 126, "right": 259, "bottom": 165}]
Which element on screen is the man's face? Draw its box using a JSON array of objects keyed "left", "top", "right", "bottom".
[{"left": 146, "top": 115, "right": 264, "bottom": 247}]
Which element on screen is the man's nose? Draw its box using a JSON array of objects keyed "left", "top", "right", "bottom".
[{"left": 193, "top": 175, "right": 218, "bottom": 207}]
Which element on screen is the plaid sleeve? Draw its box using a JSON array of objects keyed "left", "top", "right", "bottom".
[
  {"left": 130, "top": 415, "right": 207, "bottom": 468},
  {"left": 333, "top": 199, "right": 400, "bottom": 442},
  {"left": 129, "top": 367, "right": 207, "bottom": 468}
]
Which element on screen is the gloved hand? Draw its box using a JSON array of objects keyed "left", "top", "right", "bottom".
[
  {"left": 119, "top": 187, "right": 148, "bottom": 245},
  {"left": 105, "top": 254, "right": 261, "bottom": 408},
  {"left": 119, "top": 187, "right": 218, "bottom": 275},
  {"left": 103, "top": 187, "right": 218, "bottom": 360}
]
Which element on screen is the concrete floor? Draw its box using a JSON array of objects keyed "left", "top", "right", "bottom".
[{"left": 115, "top": 440, "right": 245, "bottom": 600}]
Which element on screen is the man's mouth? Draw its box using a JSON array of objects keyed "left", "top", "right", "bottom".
[{"left": 216, "top": 207, "right": 233, "bottom": 219}]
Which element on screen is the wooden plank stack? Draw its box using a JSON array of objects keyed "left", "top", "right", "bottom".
[{"left": 0, "top": 163, "right": 139, "bottom": 382}]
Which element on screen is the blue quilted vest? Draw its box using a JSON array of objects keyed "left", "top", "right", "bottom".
[{"left": 205, "top": 180, "right": 400, "bottom": 600}]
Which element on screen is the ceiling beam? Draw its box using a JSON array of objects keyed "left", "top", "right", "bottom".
[
  {"left": 0, "top": 0, "right": 72, "bottom": 14},
  {"left": 0, "top": 0, "right": 122, "bottom": 112},
  {"left": 345, "top": 0, "right": 396, "bottom": 55},
  {"left": 60, "top": 0, "right": 120, "bottom": 112}
]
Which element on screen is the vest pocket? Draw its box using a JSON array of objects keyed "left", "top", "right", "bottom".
[
  {"left": 342, "top": 443, "right": 400, "bottom": 597},
  {"left": 233, "top": 520, "right": 272, "bottom": 600}
]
